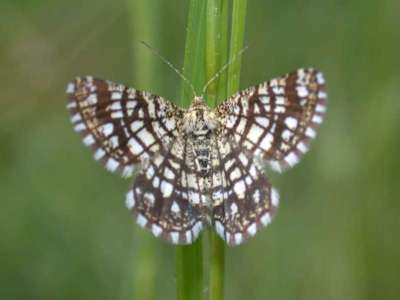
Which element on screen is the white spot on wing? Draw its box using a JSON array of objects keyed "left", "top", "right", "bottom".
[
  {"left": 111, "top": 91, "right": 122, "bottom": 100},
  {"left": 315, "top": 104, "right": 327, "bottom": 113},
  {"left": 275, "top": 96, "right": 285, "bottom": 105},
  {"left": 271, "top": 188, "right": 279, "bottom": 207},
  {"left": 122, "top": 165, "right": 134, "bottom": 177},
  {"left": 305, "top": 128, "right": 317, "bottom": 138},
  {"left": 144, "top": 192, "right": 155, "bottom": 205},
  {"left": 253, "top": 190, "right": 260, "bottom": 203},
  {"left": 126, "top": 101, "right": 137, "bottom": 109},
  {"left": 111, "top": 111, "right": 124, "bottom": 119},
  {"left": 70, "top": 113, "right": 81, "bottom": 123},
  {"left": 108, "top": 136, "right": 119, "bottom": 149},
  {"left": 143, "top": 165, "right": 154, "bottom": 180},
  {"left": 164, "top": 166, "right": 175, "bottom": 180},
  {"left": 245, "top": 176, "right": 252, "bottom": 185},
  {"left": 282, "top": 129, "right": 292, "bottom": 141},
  {"left": 152, "top": 176, "right": 160, "bottom": 188},
  {"left": 66, "top": 101, "right": 77, "bottom": 109},
  {"left": 136, "top": 214, "right": 148, "bottom": 227},
  {"left": 137, "top": 109, "right": 145, "bottom": 119},
  {"left": 318, "top": 91, "right": 327, "bottom": 99},
  {"left": 229, "top": 167, "right": 241, "bottom": 181},
  {"left": 170, "top": 232, "right": 179, "bottom": 244},
  {"left": 230, "top": 202, "right": 238, "bottom": 214},
  {"left": 147, "top": 101, "right": 156, "bottom": 117},
  {"left": 312, "top": 115, "right": 323, "bottom": 124},
  {"left": 296, "top": 86, "right": 309, "bottom": 97},
  {"left": 256, "top": 117, "right": 269, "bottom": 128},
  {"left": 236, "top": 119, "right": 247, "bottom": 134},
  {"left": 233, "top": 180, "right": 246, "bottom": 199},
  {"left": 224, "top": 159, "right": 235, "bottom": 171},
  {"left": 87, "top": 94, "right": 97, "bottom": 105},
  {"left": 137, "top": 128, "right": 156, "bottom": 147},
  {"left": 153, "top": 155, "right": 164, "bottom": 167},
  {"left": 74, "top": 123, "right": 86, "bottom": 132},
  {"left": 234, "top": 233, "right": 243, "bottom": 245},
  {"left": 171, "top": 201, "right": 180, "bottom": 214},
  {"left": 128, "top": 138, "right": 143, "bottom": 155},
  {"left": 215, "top": 221, "right": 225, "bottom": 239},
  {"left": 260, "top": 95, "right": 270, "bottom": 105},
  {"left": 111, "top": 102, "right": 122, "bottom": 110},
  {"left": 94, "top": 148, "right": 106, "bottom": 160},
  {"left": 152, "top": 224, "right": 162, "bottom": 237},
  {"left": 185, "top": 231, "right": 193, "bottom": 243},
  {"left": 192, "top": 222, "right": 203, "bottom": 238},
  {"left": 83, "top": 134, "right": 95, "bottom": 146},
  {"left": 248, "top": 124, "right": 264, "bottom": 144},
  {"left": 297, "top": 142, "right": 308, "bottom": 153},
  {"left": 164, "top": 119, "right": 176, "bottom": 131},
  {"left": 161, "top": 180, "right": 173, "bottom": 197},
  {"left": 100, "top": 123, "right": 114, "bottom": 137},
  {"left": 106, "top": 158, "right": 119, "bottom": 172},
  {"left": 270, "top": 161, "right": 282, "bottom": 172},
  {"left": 249, "top": 164, "right": 257, "bottom": 178},
  {"left": 284, "top": 117, "right": 298, "bottom": 130},
  {"left": 226, "top": 232, "right": 231, "bottom": 243},
  {"left": 238, "top": 153, "right": 248, "bottom": 166},
  {"left": 260, "top": 133, "right": 273, "bottom": 151},
  {"left": 285, "top": 152, "right": 299, "bottom": 167},
  {"left": 247, "top": 223, "right": 257, "bottom": 236},
  {"left": 190, "top": 192, "right": 200, "bottom": 204},
  {"left": 258, "top": 86, "right": 268, "bottom": 95},
  {"left": 316, "top": 72, "right": 325, "bottom": 84},
  {"left": 66, "top": 83, "right": 75, "bottom": 94},
  {"left": 261, "top": 213, "right": 271, "bottom": 226},
  {"left": 125, "top": 191, "right": 135, "bottom": 209}
]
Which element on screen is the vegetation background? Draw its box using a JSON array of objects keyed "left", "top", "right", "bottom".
[{"left": 1, "top": 0, "right": 399, "bottom": 299}]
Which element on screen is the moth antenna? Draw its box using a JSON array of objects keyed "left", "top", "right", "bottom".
[
  {"left": 140, "top": 41, "right": 197, "bottom": 98},
  {"left": 202, "top": 45, "right": 249, "bottom": 95}
]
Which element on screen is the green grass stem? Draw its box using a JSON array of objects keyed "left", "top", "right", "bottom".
[
  {"left": 227, "top": 0, "right": 247, "bottom": 96},
  {"left": 177, "top": 1, "right": 247, "bottom": 299},
  {"left": 177, "top": 0, "right": 246, "bottom": 300},
  {"left": 206, "top": 1, "right": 247, "bottom": 300},
  {"left": 180, "top": 0, "right": 207, "bottom": 105},
  {"left": 204, "top": 1, "right": 228, "bottom": 300},
  {"left": 176, "top": 2, "right": 207, "bottom": 300}
]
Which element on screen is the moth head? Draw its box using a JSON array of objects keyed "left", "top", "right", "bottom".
[{"left": 193, "top": 96, "right": 205, "bottom": 105}]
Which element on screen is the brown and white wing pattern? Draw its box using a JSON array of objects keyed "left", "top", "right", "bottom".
[
  {"left": 66, "top": 68, "right": 327, "bottom": 247},
  {"left": 210, "top": 136, "right": 279, "bottom": 246},
  {"left": 125, "top": 141, "right": 205, "bottom": 245},
  {"left": 216, "top": 68, "right": 327, "bottom": 172},
  {"left": 66, "top": 77, "right": 183, "bottom": 177}
]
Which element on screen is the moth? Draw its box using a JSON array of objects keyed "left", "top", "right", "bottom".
[{"left": 66, "top": 68, "right": 327, "bottom": 246}]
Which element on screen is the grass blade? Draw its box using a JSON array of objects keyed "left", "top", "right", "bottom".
[
  {"left": 206, "top": 1, "right": 247, "bottom": 300},
  {"left": 176, "top": 1, "right": 207, "bottom": 300},
  {"left": 227, "top": 0, "right": 247, "bottom": 96}
]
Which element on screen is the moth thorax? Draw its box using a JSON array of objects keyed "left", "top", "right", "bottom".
[{"left": 183, "top": 107, "right": 217, "bottom": 135}]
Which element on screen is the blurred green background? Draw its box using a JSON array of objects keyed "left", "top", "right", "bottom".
[{"left": 1, "top": 0, "right": 399, "bottom": 299}]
